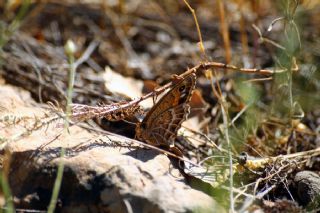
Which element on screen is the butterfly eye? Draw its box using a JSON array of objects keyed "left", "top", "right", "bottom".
[{"left": 179, "top": 85, "right": 186, "bottom": 92}]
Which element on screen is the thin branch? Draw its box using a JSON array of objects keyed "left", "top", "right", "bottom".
[{"left": 74, "top": 40, "right": 99, "bottom": 69}]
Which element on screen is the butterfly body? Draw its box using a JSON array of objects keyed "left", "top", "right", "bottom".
[{"left": 136, "top": 73, "right": 196, "bottom": 147}]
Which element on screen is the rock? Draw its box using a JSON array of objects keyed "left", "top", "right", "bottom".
[
  {"left": 0, "top": 83, "right": 223, "bottom": 212},
  {"left": 294, "top": 171, "right": 320, "bottom": 209}
]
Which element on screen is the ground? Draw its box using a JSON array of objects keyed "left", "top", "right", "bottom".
[{"left": 0, "top": 1, "right": 320, "bottom": 212}]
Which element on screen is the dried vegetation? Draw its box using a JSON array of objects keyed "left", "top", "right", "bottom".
[{"left": 0, "top": 0, "right": 320, "bottom": 212}]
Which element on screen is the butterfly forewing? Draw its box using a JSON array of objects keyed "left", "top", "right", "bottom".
[{"left": 136, "top": 73, "right": 196, "bottom": 147}]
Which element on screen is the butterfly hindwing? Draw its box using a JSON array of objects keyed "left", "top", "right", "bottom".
[{"left": 136, "top": 73, "right": 196, "bottom": 146}]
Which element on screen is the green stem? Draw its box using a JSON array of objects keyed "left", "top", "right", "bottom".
[
  {"left": 48, "top": 43, "right": 75, "bottom": 212},
  {"left": 221, "top": 100, "right": 234, "bottom": 212},
  {"left": 47, "top": 147, "right": 65, "bottom": 213},
  {"left": 1, "top": 173, "right": 15, "bottom": 213}
]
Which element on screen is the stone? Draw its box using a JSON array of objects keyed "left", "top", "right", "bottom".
[
  {"left": 294, "top": 171, "right": 320, "bottom": 208},
  {"left": 0, "top": 82, "right": 223, "bottom": 212}
]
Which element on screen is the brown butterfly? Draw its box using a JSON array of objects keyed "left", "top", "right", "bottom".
[{"left": 135, "top": 73, "right": 196, "bottom": 148}]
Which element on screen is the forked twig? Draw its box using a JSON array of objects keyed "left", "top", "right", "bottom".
[
  {"left": 71, "top": 60, "right": 294, "bottom": 122},
  {"left": 241, "top": 146, "right": 320, "bottom": 171}
]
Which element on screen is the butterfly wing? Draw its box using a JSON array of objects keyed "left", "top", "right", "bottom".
[{"left": 136, "top": 73, "right": 196, "bottom": 146}]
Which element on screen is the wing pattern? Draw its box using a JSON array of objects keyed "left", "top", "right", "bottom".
[{"left": 136, "top": 73, "right": 196, "bottom": 147}]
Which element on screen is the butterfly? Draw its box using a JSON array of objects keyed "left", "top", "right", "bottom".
[{"left": 135, "top": 73, "right": 196, "bottom": 148}]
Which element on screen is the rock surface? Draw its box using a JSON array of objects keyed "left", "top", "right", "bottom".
[
  {"left": 0, "top": 82, "right": 223, "bottom": 212},
  {"left": 294, "top": 171, "right": 320, "bottom": 208}
]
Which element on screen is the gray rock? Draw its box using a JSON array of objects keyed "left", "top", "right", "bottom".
[
  {"left": 1, "top": 83, "right": 223, "bottom": 212},
  {"left": 294, "top": 170, "right": 320, "bottom": 208}
]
